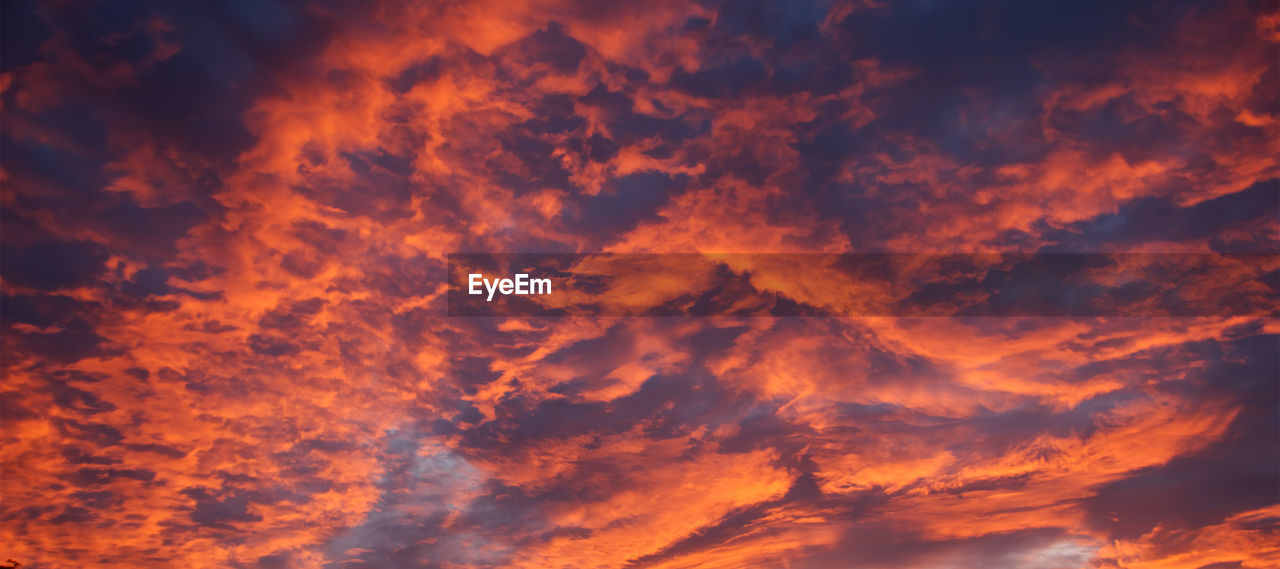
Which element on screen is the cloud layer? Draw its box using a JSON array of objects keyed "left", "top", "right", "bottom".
[{"left": 2, "top": 1, "right": 1277, "bottom": 568}]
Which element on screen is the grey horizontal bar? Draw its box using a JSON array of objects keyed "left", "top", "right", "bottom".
[{"left": 447, "top": 254, "right": 1279, "bottom": 317}]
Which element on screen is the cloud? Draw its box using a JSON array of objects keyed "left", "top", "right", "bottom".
[{"left": 2, "top": 0, "right": 1276, "bottom": 568}]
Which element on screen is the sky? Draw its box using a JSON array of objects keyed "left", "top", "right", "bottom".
[{"left": 1, "top": 1, "right": 1278, "bottom": 568}]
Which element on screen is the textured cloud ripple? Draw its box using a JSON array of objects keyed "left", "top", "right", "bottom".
[{"left": 2, "top": 1, "right": 1277, "bottom": 568}]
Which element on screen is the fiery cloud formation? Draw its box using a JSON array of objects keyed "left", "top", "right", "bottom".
[{"left": 2, "top": 1, "right": 1277, "bottom": 568}]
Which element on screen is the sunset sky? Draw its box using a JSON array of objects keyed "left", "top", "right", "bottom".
[{"left": 2, "top": 1, "right": 1278, "bottom": 568}]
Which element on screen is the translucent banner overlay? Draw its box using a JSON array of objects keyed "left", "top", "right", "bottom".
[{"left": 447, "top": 254, "right": 1279, "bottom": 317}]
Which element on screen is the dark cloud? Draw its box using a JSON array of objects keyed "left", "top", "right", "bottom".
[
  {"left": 71, "top": 467, "right": 157, "bottom": 486},
  {"left": 1, "top": 240, "right": 109, "bottom": 290},
  {"left": 183, "top": 487, "right": 265, "bottom": 528},
  {"left": 1047, "top": 179, "right": 1280, "bottom": 253},
  {"left": 1084, "top": 335, "right": 1280, "bottom": 539}
]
